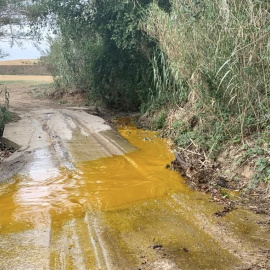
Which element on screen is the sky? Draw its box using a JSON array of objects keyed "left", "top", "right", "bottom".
[
  {"left": 0, "top": 6, "right": 53, "bottom": 61},
  {"left": 0, "top": 40, "right": 49, "bottom": 60},
  {"left": 0, "top": 24, "right": 51, "bottom": 60}
]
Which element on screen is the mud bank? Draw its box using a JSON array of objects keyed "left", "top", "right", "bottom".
[{"left": 139, "top": 110, "right": 270, "bottom": 217}]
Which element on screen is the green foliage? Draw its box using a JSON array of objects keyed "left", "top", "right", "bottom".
[
  {"left": 174, "top": 130, "right": 196, "bottom": 148},
  {"left": 152, "top": 109, "right": 166, "bottom": 130},
  {"left": 143, "top": 52, "right": 189, "bottom": 113},
  {"left": 45, "top": 36, "right": 102, "bottom": 94},
  {"left": 220, "top": 189, "right": 229, "bottom": 198},
  {"left": 0, "top": 106, "right": 9, "bottom": 122},
  {"left": 0, "top": 111, "right": 5, "bottom": 137},
  {"left": 0, "top": 86, "right": 10, "bottom": 137},
  {"left": 254, "top": 158, "right": 270, "bottom": 183},
  {"left": 0, "top": 0, "right": 33, "bottom": 56},
  {"left": 235, "top": 134, "right": 270, "bottom": 183},
  {"left": 29, "top": 0, "right": 168, "bottom": 110}
]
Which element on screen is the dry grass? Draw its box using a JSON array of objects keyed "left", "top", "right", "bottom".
[
  {"left": 0, "top": 59, "right": 40, "bottom": 66},
  {"left": 0, "top": 75, "right": 53, "bottom": 83}
]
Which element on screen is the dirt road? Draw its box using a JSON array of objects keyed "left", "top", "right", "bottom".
[{"left": 0, "top": 77, "right": 270, "bottom": 270}]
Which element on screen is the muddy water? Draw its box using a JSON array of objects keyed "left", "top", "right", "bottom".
[{"left": 0, "top": 119, "right": 270, "bottom": 270}]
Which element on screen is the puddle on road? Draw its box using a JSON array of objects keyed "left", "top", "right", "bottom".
[
  {"left": 27, "top": 148, "right": 59, "bottom": 181},
  {"left": 0, "top": 118, "right": 188, "bottom": 232},
  {"left": 0, "top": 118, "right": 270, "bottom": 270},
  {"left": 73, "top": 121, "right": 188, "bottom": 211}
]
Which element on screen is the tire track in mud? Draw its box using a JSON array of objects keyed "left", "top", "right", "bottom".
[
  {"left": 48, "top": 211, "right": 130, "bottom": 270},
  {"left": 85, "top": 212, "right": 114, "bottom": 270},
  {"left": 41, "top": 111, "right": 76, "bottom": 170},
  {"left": 61, "top": 109, "right": 136, "bottom": 160},
  {"left": 0, "top": 107, "right": 140, "bottom": 270}
]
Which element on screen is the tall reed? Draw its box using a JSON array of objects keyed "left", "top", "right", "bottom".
[
  {"left": 143, "top": 0, "right": 270, "bottom": 140},
  {"left": 144, "top": 51, "right": 188, "bottom": 113}
]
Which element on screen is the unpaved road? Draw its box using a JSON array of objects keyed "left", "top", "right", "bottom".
[{"left": 0, "top": 77, "right": 270, "bottom": 270}]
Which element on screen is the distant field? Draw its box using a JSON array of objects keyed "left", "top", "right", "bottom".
[
  {"left": 0, "top": 59, "right": 40, "bottom": 66},
  {"left": 0, "top": 75, "right": 53, "bottom": 83},
  {"left": 0, "top": 59, "right": 51, "bottom": 76}
]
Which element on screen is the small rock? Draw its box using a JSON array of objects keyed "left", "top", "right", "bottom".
[
  {"left": 216, "top": 176, "right": 228, "bottom": 188},
  {"left": 141, "top": 259, "right": 148, "bottom": 265},
  {"left": 153, "top": 244, "right": 163, "bottom": 250}
]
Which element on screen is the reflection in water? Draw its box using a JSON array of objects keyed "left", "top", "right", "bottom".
[
  {"left": 12, "top": 148, "right": 59, "bottom": 228},
  {"left": 0, "top": 119, "right": 186, "bottom": 232},
  {"left": 27, "top": 148, "right": 59, "bottom": 181}
]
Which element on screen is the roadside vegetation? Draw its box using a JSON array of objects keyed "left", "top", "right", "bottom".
[
  {"left": 26, "top": 0, "right": 270, "bottom": 197},
  {"left": 142, "top": 0, "right": 270, "bottom": 194},
  {"left": 0, "top": 0, "right": 36, "bottom": 138},
  {"left": 27, "top": 0, "right": 163, "bottom": 110},
  {"left": 0, "top": 85, "right": 10, "bottom": 137}
]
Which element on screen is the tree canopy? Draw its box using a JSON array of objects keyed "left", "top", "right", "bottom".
[
  {"left": 0, "top": 0, "right": 36, "bottom": 57},
  {"left": 26, "top": 0, "right": 171, "bottom": 110}
]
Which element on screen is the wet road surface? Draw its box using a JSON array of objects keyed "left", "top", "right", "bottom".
[{"left": 0, "top": 81, "right": 270, "bottom": 270}]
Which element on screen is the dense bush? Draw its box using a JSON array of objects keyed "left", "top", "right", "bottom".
[{"left": 28, "top": 0, "right": 171, "bottom": 110}]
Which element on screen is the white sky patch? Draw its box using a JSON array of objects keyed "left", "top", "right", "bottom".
[
  {"left": 0, "top": 24, "right": 51, "bottom": 60},
  {"left": 0, "top": 40, "right": 48, "bottom": 60}
]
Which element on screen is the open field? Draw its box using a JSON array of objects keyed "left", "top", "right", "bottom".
[
  {"left": 0, "top": 59, "right": 51, "bottom": 76},
  {"left": 0, "top": 59, "right": 40, "bottom": 65},
  {"left": 0, "top": 75, "right": 53, "bottom": 83}
]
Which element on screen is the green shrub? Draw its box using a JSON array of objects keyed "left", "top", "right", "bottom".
[
  {"left": 0, "top": 106, "right": 10, "bottom": 137},
  {"left": 152, "top": 109, "right": 166, "bottom": 130}
]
